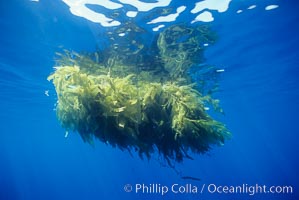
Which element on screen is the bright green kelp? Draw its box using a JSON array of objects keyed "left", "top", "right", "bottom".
[{"left": 48, "top": 24, "right": 230, "bottom": 163}]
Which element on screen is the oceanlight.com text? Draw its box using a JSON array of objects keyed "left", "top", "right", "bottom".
[{"left": 207, "top": 183, "right": 293, "bottom": 196}]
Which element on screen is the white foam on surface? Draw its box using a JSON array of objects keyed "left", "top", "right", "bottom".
[
  {"left": 61, "top": 0, "right": 173, "bottom": 27},
  {"left": 191, "top": 11, "right": 214, "bottom": 23},
  {"left": 64, "top": 0, "right": 123, "bottom": 9},
  {"left": 62, "top": 0, "right": 122, "bottom": 27},
  {"left": 191, "top": 0, "right": 232, "bottom": 14},
  {"left": 119, "top": 0, "right": 172, "bottom": 12},
  {"left": 60, "top": 0, "right": 275, "bottom": 29},
  {"left": 126, "top": 11, "right": 138, "bottom": 18},
  {"left": 265, "top": 5, "right": 279, "bottom": 11},
  {"left": 147, "top": 6, "right": 186, "bottom": 24},
  {"left": 152, "top": 24, "right": 165, "bottom": 32},
  {"left": 248, "top": 5, "right": 257, "bottom": 10}
]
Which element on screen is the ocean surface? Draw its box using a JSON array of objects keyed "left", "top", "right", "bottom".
[{"left": 0, "top": 0, "right": 298, "bottom": 200}]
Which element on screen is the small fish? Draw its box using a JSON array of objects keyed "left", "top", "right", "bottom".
[
  {"left": 44, "top": 90, "right": 49, "bottom": 96},
  {"left": 115, "top": 107, "right": 126, "bottom": 112},
  {"left": 216, "top": 69, "right": 225, "bottom": 73},
  {"left": 118, "top": 122, "right": 125, "bottom": 128},
  {"left": 181, "top": 176, "right": 201, "bottom": 182},
  {"left": 68, "top": 85, "right": 78, "bottom": 89},
  {"left": 129, "top": 99, "right": 138, "bottom": 105},
  {"left": 64, "top": 131, "right": 69, "bottom": 138}
]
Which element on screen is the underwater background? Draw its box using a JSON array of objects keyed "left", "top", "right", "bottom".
[{"left": 0, "top": 0, "right": 298, "bottom": 200}]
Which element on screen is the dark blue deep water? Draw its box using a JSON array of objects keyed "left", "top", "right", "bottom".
[{"left": 1, "top": 0, "right": 298, "bottom": 200}]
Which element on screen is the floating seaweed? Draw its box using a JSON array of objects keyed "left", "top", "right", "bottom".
[{"left": 48, "top": 24, "right": 230, "bottom": 164}]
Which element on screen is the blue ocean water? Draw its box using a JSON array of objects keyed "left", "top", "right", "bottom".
[{"left": 0, "top": 0, "right": 298, "bottom": 200}]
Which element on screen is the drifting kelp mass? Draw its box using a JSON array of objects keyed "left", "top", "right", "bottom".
[{"left": 48, "top": 24, "right": 230, "bottom": 163}]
